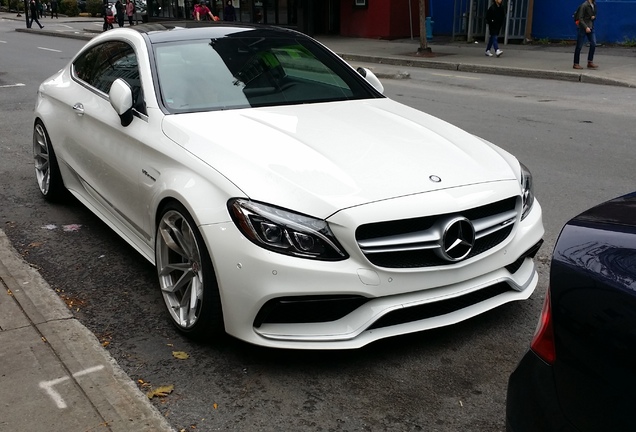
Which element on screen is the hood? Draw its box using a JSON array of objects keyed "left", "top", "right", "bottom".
[{"left": 161, "top": 98, "right": 517, "bottom": 217}]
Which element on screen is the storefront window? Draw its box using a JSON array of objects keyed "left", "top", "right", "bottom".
[{"left": 148, "top": 0, "right": 297, "bottom": 25}]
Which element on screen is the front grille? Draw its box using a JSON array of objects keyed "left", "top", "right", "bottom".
[
  {"left": 368, "top": 283, "right": 511, "bottom": 330},
  {"left": 356, "top": 197, "right": 518, "bottom": 268}
]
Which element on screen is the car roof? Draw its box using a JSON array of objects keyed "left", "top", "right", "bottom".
[{"left": 129, "top": 22, "right": 308, "bottom": 44}]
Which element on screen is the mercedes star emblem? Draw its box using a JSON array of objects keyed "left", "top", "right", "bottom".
[{"left": 440, "top": 217, "right": 475, "bottom": 262}]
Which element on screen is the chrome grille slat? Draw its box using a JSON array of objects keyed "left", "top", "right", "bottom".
[{"left": 355, "top": 197, "right": 518, "bottom": 268}]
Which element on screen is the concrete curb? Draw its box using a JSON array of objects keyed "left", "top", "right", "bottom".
[
  {"left": 0, "top": 229, "right": 174, "bottom": 432},
  {"left": 15, "top": 27, "right": 95, "bottom": 40}
]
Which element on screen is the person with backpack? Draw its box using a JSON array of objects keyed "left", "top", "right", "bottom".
[
  {"left": 485, "top": 0, "right": 505, "bottom": 57},
  {"left": 573, "top": 0, "right": 598, "bottom": 69},
  {"left": 103, "top": 2, "right": 114, "bottom": 31}
]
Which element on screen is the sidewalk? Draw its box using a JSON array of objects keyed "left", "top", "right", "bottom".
[
  {"left": 0, "top": 230, "right": 174, "bottom": 432},
  {"left": 3, "top": 11, "right": 636, "bottom": 88}
]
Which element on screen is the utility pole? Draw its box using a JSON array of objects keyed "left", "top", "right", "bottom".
[
  {"left": 525, "top": 0, "right": 535, "bottom": 43},
  {"left": 417, "top": 0, "right": 431, "bottom": 53},
  {"left": 23, "top": 0, "right": 29, "bottom": 27}
]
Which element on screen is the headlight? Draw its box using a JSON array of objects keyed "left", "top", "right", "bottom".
[
  {"left": 228, "top": 199, "right": 348, "bottom": 261},
  {"left": 520, "top": 162, "right": 535, "bottom": 220}
]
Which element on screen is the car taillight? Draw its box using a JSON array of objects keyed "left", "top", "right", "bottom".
[{"left": 530, "top": 288, "right": 556, "bottom": 364}]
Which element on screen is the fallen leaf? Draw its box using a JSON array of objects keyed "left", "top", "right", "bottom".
[
  {"left": 102, "top": 341, "right": 110, "bottom": 347},
  {"left": 213, "top": 403, "right": 218, "bottom": 409},
  {"left": 172, "top": 351, "right": 189, "bottom": 360},
  {"left": 7, "top": 289, "right": 13, "bottom": 296},
  {"left": 147, "top": 384, "right": 174, "bottom": 399}
]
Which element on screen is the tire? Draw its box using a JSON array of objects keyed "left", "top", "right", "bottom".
[
  {"left": 33, "top": 120, "right": 67, "bottom": 201},
  {"left": 155, "top": 202, "right": 224, "bottom": 339}
]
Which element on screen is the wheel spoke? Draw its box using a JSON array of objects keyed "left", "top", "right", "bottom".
[
  {"left": 159, "top": 222, "right": 188, "bottom": 259},
  {"left": 33, "top": 125, "right": 52, "bottom": 194},
  {"left": 157, "top": 209, "right": 207, "bottom": 330},
  {"left": 161, "top": 266, "right": 196, "bottom": 293}
]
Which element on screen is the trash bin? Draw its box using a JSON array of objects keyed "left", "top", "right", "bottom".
[{"left": 426, "top": 16, "right": 434, "bottom": 40}]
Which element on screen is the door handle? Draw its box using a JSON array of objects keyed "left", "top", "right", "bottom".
[{"left": 72, "top": 103, "right": 85, "bottom": 116}]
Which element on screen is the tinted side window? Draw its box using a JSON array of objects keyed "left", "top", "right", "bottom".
[{"left": 73, "top": 41, "right": 145, "bottom": 114}]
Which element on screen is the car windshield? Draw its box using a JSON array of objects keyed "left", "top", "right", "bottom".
[{"left": 153, "top": 35, "right": 378, "bottom": 112}]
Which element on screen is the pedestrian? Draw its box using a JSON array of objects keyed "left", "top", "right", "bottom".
[
  {"left": 485, "top": 0, "right": 505, "bottom": 57},
  {"left": 50, "top": 0, "right": 58, "bottom": 18},
  {"left": 126, "top": 0, "right": 135, "bottom": 25},
  {"left": 28, "top": 0, "right": 44, "bottom": 28},
  {"left": 115, "top": 0, "right": 125, "bottom": 27},
  {"left": 37, "top": 0, "right": 44, "bottom": 18},
  {"left": 573, "top": 0, "right": 598, "bottom": 69},
  {"left": 223, "top": 0, "right": 236, "bottom": 21},
  {"left": 195, "top": 1, "right": 218, "bottom": 21},
  {"left": 103, "top": 2, "right": 114, "bottom": 31}
]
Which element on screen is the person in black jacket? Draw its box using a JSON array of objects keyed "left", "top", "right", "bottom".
[
  {"left": 485, "top": 0, "right": 505, "bottom": 57},
  {"left": 115, "top": 0, "right": 125, "bottom": 27},
  {"left": 28, "top": 0, "right": 44, "bottom": 29},
  {"left": 573, "top": 0, "right": 598, "bottom": 69},
  {"left": 223, "top": 0, "right": 236, "bottom": 21}
]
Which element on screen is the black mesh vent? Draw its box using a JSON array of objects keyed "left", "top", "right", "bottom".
[
  {"left": 254, "top": 295, "right": 369, "bottom": 327},
  {"left": 368, "top": 283, "right": 511, "bottom": 330}
]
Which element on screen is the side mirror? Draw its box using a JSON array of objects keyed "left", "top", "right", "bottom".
[
  {"left": 357, "top": 67, "right": 384, "bottom": 94},
  {"left": 109, "top": 78, "right": 134, "bottom": 127}
]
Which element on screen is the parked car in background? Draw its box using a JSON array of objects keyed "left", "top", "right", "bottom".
[
  {"left": 133, "top": 0, "right": 147, "bottom": 22},
  {"left": 32, "top": 23, "right": 543, "bottom": 349},
  {"left": 507, "top": 191, "right": 636, "bottom": 431}
]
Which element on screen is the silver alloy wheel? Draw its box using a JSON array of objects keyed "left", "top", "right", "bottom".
[
  {"left": 156, "top": 210, "right": 205, "bottom": 329},
  {"left": 33, "top": 123, "right": 51, "bottom": 196}
]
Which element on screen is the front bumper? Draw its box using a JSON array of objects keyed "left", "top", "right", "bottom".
[{"left": 199, "top": 193, "right": 543, "bottom": 349}]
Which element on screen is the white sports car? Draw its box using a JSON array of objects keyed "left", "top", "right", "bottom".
[{"left": 33, "top": 23, "right": 544, "bottom": 349}]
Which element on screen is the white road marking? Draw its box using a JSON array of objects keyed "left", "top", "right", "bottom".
[
  {"left": 430, "top": 72, "right": 480, "bottom": 80},
  {"left": 37, "top": 47, "right": 62, "bottom": 52},
  {"left": 0, "top": 40, "right": 7, "bottom": 43},
  {"left": 0, "top": 83, "right": 26, "bottom": 88},
  {"left": 39, "top": 365, "right": 105, "bottom": 409},
  {"left": 59, "top": 24, "right": 73, "bottom": 29},
  {"left": 72, "top": 365, "right": 104, "bottom": 377},
  {"left": 39, "top": 376, "right": 70, "bottom": 408}
]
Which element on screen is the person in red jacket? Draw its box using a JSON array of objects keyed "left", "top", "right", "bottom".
[{"left": 195, "top": 1, "right": 218, "bottom": 21}]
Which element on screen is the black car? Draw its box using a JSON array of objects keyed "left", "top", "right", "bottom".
[{"left": 506, "top": 192, "right": 636, "bottom": 431}]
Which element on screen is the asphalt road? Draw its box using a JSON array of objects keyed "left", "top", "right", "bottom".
[{"left": 1, "top": 20, "right": 636, "bottom": 431}]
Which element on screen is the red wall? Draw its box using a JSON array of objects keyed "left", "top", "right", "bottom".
[{"left": 340, "top": 0, "right": 421, "bottom": 39}]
